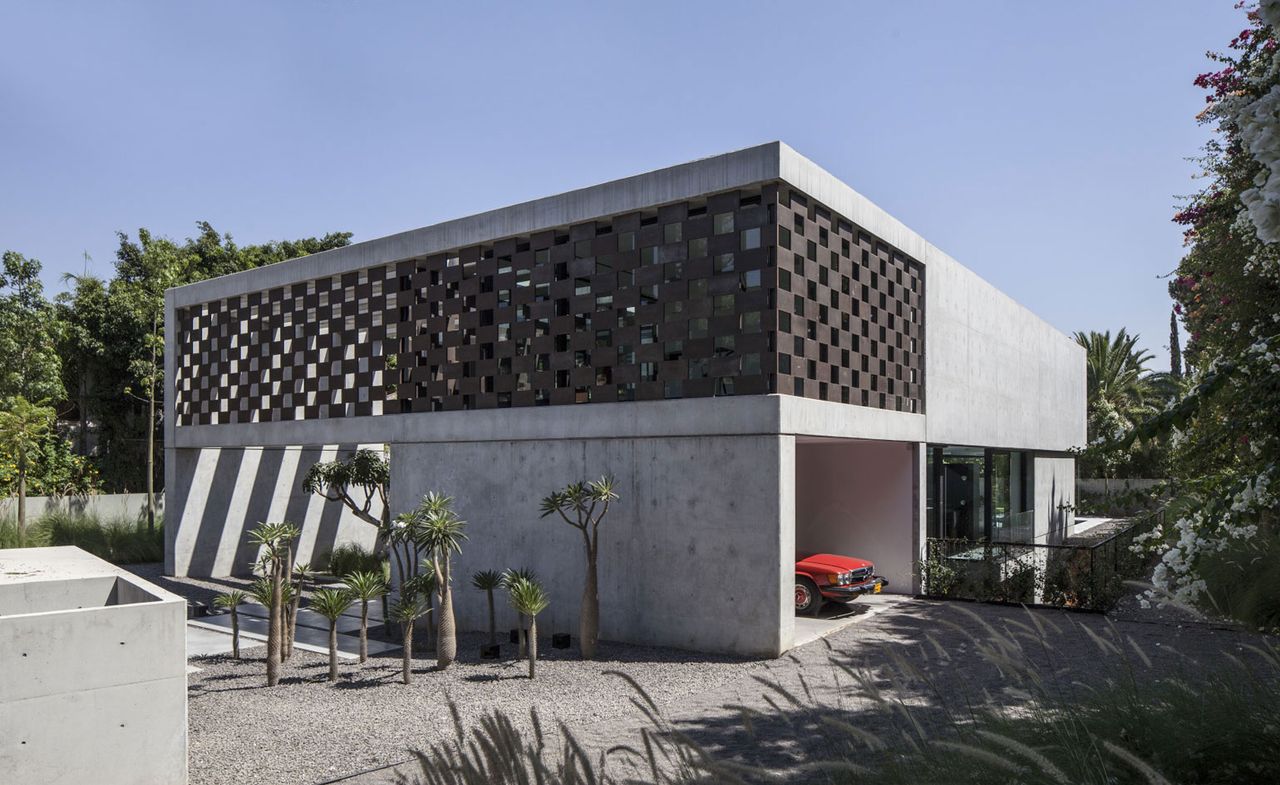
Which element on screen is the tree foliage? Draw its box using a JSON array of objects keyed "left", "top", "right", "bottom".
[{"left": 1132, "top": 3, "right": 1280, "bottom": 620}]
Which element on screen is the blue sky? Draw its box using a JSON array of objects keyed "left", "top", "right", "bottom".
[{"left": 0, "top": 2, "right": 1247, "bottom": 369}]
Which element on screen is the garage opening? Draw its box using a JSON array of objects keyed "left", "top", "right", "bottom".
[{"left": 792, "top": 438, "right": 917, "bottom": 642}]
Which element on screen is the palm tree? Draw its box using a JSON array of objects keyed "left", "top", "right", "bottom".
[
  {"left": 284, "top": 562, "right": 314, "bottom": 661},
  {"left": 506, "top": 576, "right": 550, "bottom": 679},
  {"left": 390, "top": 595, "right": 429, "bottom": 685},
  {"left": 407, "top": 492, "right": 468, "bottom": 670},
  {"left": 247, "top": 521, "right": 300, "bottom": 687},
  {"left": 501, "top": 567, "right": 539, "bottom": 658},
  {"left": 310, "top": 587, "right": 353, "bottom": 682},
  {"left": 1073, "top": 330, "right": 1169, "bottom": 484},
  {"left": 344, "top": 570, "right": 388, "bottom": 663},
  {"left": 0, "top": 397, "right": 55, "bottom": 539},
  {"left": 400, "top": 569, "right": 437, "bottom": 651},
  {"left": 540, "top": 475, "right": 618, "bottom": 659},
  {"left": 212, "top": 590, "right": 247, "bottom": 659},
  {"left": 471, "top": 570, "right": 504, "bottom": 646}
]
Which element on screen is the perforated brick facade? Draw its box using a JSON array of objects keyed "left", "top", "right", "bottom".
[{"left": 173, "top": 182, "right": 924, "bottom": 426}]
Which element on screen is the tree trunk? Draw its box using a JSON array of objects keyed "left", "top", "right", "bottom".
[
  {"left": 580, "top": 540, "right": 599, "bottom": 660},
  {"left": 231, "top": 609, "right": 240, "bottom": 660},
  {"left": 328, "top": 622, "right": 339, "bottom": 682},
  {"left": 527, "top": 615, "right": 538, "bottom": 680},
  {"left": 401, "top": 624, "right": 413, "bottom": 684},
  {"left": 486, "top": 589, "right": 496, "bottom": 646},
  {"left": 518, "top": 617, "right": 527, "bottom": 659},
  {"left": 437, "top": 563, "right": 456, "bottom": 669},
  {"left": 359, "top": 601, "right": 369, "bottom": 663},
  {"left": 146, "top": 315, "right": 157, "bottom": 534},
  {"left": 16, "top": 464, "right": 26, "bottom": 541},
  {"left": 285, "top": 578, "right": 302, "bottom": 661},
  {"left": 267, "top": 561, "right": 282, "bottom": 686},
  {"left": 78, "top": 378, "right": 89, "bottom": 457}
]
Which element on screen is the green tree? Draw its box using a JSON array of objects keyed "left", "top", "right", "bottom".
[
  {"left": 212, "top": 590, "right": 247, "bottom": 659},
  {"left": 1072, "top": 330, "right": 1172, "bottom": 482},
  {"left": 390, "top": 595, "right": 429, "bottom": 685},
  {"left": 0, "top": 251, "right": 64, "bottom": 405},
  {"left": 55, "top": 271, "right": 112, "bottom": 457},
  {"left": 247, "top": 521, "right": 299, "bottom": 687},
  {"left": 0, "top": 398, "right": 56, "bottom": 537},
  {"left": 540, "top": 475, "right": 618, "bottom": 660},
  {"left": 506, "top": 576, "right": 550, "bottom": 680},
  {"left": 471, "top": 569, "right": 503, "bottom": 647},
  {"left": 344, "top": 570, "right": 388, "bottom": 664},
  {"left": 302, "top": 449, "right": 392, "bottom": 563},
  {"left": 404, "top": 492, "right": 467, "bottom": 669},
  {"left": 113, "top": 230, "right": 194, "bottom": 532},
  {"left": 309, "top": 587, "right": 353, "bottom": 682}
]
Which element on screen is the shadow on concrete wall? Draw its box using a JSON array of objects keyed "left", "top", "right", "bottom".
[{"left": 170, "top": 444, "right": 377, "bottom": 578}]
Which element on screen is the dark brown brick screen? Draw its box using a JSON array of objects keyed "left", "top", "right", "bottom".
[{"left": 174, "top": 182, "right": 924, "bottom": 426}]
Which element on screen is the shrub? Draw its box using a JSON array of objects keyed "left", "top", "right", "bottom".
[
  {"left": 325, "top": 542, "right": 382, "bottom": 576},
  {"left": 1194, "top": 526, "right": 1280, "bottom": 633},
  {"left": 0, "top": 511, "right": 162, "bottom": 564}
]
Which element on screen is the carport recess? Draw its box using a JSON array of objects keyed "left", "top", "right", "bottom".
[{"left": 794, "top": 438, "right": 922, "bottom": 597}]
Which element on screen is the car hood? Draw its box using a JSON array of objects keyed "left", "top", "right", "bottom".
[{"left": 797, "top": 553, "right": 873, "bottom": 573}]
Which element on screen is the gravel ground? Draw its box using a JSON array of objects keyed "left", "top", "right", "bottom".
[{"left": 187, "top": 631, "right": 762, "bottom": 785}]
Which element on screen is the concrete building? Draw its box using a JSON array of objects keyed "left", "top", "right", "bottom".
[
  {"left": 164, "top": 142, "right": 1085, "bottom": 657},
  {"left": 0, "top": 546, "right": 188, "bottom": 785}
]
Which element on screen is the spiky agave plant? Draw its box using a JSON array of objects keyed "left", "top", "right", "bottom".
[
  {"left": 212, "top": 589, "right": 247, "bottom": 659},
  {"left": 471, "top": 569, "right": 504, "bottom": 646},
  {"left": 506, "top": 576, "right": 550, "bottom": 679},
  {"left": 390, "top": 595, "right": 430, "bottom": 685},
  {"left": 309, "top": 587, "right": 353, "bottom": 682},
  {"left": 344, "top": 570, "right": 388, "bottom": 664}
]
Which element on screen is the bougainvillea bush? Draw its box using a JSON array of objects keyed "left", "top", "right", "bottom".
[{"left": 1137, "top": 0, "right": 1280, "bottom": 630}]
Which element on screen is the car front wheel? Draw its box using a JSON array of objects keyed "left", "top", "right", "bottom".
[{"left": 795, "top": 576, "right": 823, "bottom": 617}]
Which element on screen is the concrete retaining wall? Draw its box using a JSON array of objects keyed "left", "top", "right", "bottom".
[
  {"left": 0, "top": 547, "right": 187, "bottom": 785},
  {"left": 1077, "top": 478, "right": 1165, "bottom": 494},
  {"left": 0, "top": 492, "right": 162, "bottom": 523}
]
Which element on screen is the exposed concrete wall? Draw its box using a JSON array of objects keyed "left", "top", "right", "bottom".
[
  {"left": 774, "top": 144, "right": 1086, "bottom": 453},
  {"left": 392, "top": 434, "right": 791, "bottom": 657},
  {"left": 0, "top": 547, "right": 187, "bottom": 785},
  {"left": 794, "top": 440, "right": 918, "bottom": 592},
  {"left": 165, "top": 444, "right": 381, "bottom": 577},
  {"left": 1034, "top": 455, "right": 1076, "bottom": 543},
  {"left": 0, "top": 492, "right": 163, "bottom": 524}
]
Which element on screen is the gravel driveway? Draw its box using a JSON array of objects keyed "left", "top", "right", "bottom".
[
  {"left": 132, "top": 564, "right": 1268, "bottom": 785},
  {"left": 187, "top": 630, "right": 761, "bottom": 785}
]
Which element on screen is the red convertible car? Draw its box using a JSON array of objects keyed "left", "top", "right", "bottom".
[{"left": 795, "top": 553, "right": 886, "bottom": 616}]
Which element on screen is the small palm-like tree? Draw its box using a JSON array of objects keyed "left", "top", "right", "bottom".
[
  {"left": 407, "top": 492, "right": 468, "bottom": 670},
  {"left": 400, "top": 568, "right": 438, "bottom": 651},
  {"left": 212, "top": 590, "right": 247, "bottom": 659},
  {"left": 471, "top": 570, "right": 504, "bottom": 646},
  {"left": 344, "top": 570, "right": 388, "bottom": 663},
  {"left": 284, "top": 561, "right": 314, "bottom": 661},
  {"left": 247, "top": 521, "right": 300, "bottom": 686},
  {"left": 540, "top": 475, "right": 618, "bottom": 659},
  {"left": 502, "top": 567, "right": 539, "bottom": 658},
  {"left": 507, "top": 576, "right": 550, "bottom": 679},
  {"left": 310, "top": 587, "right": 353, "bottom": 682},
  {"left": 390, "top": 595, "right": 430, "bottom": 684}
]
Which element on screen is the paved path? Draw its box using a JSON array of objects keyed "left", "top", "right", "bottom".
[{"left": 334, "top": 596, "right": 1263, "bottom": 784}]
